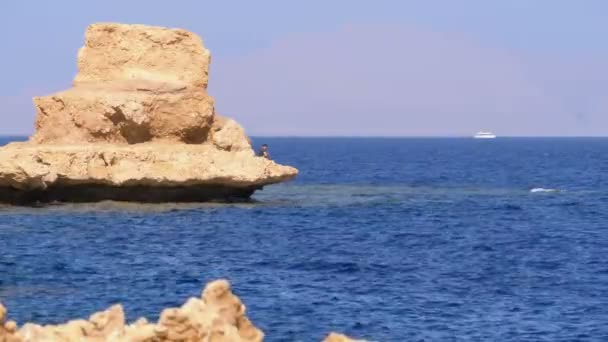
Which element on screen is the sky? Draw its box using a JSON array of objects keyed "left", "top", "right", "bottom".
[{"left": 1, "top": 1, "right": 607, "bottom": 136}]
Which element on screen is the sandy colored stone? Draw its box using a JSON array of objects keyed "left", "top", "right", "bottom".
[
  {"left": 86, "top": 304, "right": 126, "bottom": 338},
  {"left": 2, "top": 280, "right": 262, "bottom": 342},
  {"left": 201, "top": 280, "right": 263, "bottom": 341},
  {"left": 0, "top": 307, "right": 21, "bottom": 342},
  {"left": 3, "top": 322, "right": 17, "bottom": 334},
  {"left": 74, "top": 23, "right": 211, "bottom": 88},
  {"left": 32, "top": 80, "right": 215, "bottom": 144},
  {"left": 149, "top": 279, "right": 264, "bottom": 342},
  {"left": 323, "top": 332, "right": 367, "bottom": 342},
  {"left": 210, "top": 116, "right": 253, "bottom": 152},
  {"left": 0, "top": 303, "right": 6, "bottom": 322},
  {"left": 0, "top": 303, "right": 21, "bottom": 342}
]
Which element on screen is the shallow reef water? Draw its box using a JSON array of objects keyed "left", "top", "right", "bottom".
[{"left": 1, "top": 137, "right": 607, "bottom": 341}]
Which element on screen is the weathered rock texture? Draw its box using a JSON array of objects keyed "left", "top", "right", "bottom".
[
  {"left": 0, "top": 280, "right": 362, "bottom": 342},
  {"left": 32, "top": 81, "right": 216, "bottom": 145},
  {"left": 0, "top": 23, "right": 297, "bottom": 203},
  {"left": 74, "top": 23, "right": 211, "bottom": 89}
]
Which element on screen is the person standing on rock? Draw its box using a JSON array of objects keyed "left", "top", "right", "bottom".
[{"left": 257, "top": 144, "right": 271, "bottom": 160}]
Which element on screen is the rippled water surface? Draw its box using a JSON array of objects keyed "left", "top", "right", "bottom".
[{"left": 1, "top": 137, "right": 607, "bottom": 341}]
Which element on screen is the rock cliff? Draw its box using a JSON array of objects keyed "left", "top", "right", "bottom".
[
  {"left": 0, "top": 280, "right": 362, "bottom": 342},
  {"left": 0, "top": 23, "right": 297, "bottom": 203}
]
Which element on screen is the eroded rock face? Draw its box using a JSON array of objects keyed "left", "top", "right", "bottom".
[
  {"left": 0, "top": 23, "right": 297, "bottom": 203},
  {"left": 210, "top": 116, "right": 254, "bottom": 152},
  {"left": 32, "top": 80, "right": 215, "bottom": 144}
]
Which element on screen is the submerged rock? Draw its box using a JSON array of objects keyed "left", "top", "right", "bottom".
[
  {"left": 0, "top": 23, "right": 297, "bottom": 204},
  {"left": 0, "top": 280, "right": 361, "bottom": 342}
]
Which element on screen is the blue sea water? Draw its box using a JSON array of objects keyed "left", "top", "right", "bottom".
[{"left": 1, "top": 136, "right": 607, "bottom": 341}]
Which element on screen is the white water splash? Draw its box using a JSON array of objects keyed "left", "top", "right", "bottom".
[{"left": 530, "top": 187, "right": 559, "bottom": 193}]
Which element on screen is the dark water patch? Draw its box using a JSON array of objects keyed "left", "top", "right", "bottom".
[
  {"left": 554, "top": 200, "right": 582, "bottom": 207},
  {"left": 496, "top": 203, "right": 524, "bottom": 211}
]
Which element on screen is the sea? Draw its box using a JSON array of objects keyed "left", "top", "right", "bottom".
[{"left": 0, "top": 136, "right": 607, "bottom": 341}]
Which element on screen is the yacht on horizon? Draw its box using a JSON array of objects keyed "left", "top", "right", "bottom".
[{"left": 473, "top": 131, "right": 497, "bottom": 139}]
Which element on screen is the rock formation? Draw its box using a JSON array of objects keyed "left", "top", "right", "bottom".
[
  {"left": 0, "top": 280, "right": 362, "bottom": 342},
  {"left": 0, "top": 23, "right": 297, "bottom": 203}
]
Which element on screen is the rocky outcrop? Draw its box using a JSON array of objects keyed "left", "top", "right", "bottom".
[
  {"left": 0, "top": 142, "right": 296, "bottom": 203},
  {"left": 0, "top": 280, "right": 262, "bottom": 341},
  {"left": 0, "top": 280, "right": 362, "bottom": 342},
  {"left": 0, "top": 23, "right": 297, "bottom": 203}
]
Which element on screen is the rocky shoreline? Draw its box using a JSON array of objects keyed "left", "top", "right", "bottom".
[{"left": 0, "top": 280, "right": 361, "bottom": 341}]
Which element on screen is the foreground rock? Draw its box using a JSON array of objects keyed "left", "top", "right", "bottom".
[
  {"left": 0, "top": 280, "right": 361, "bottom": 342},
  {"left": 0, "top": 23, "right": 297, "bottom": 204}
]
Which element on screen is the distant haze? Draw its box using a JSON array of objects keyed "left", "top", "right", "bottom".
[{"left": 1, "top": 1, "right": 607, "bottom": 136}]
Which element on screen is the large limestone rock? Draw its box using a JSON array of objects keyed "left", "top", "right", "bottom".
[
  {"left": 0, "top": 280, "right": 363, "bottom": 341},
  {"left": 0, "top": 23, "right": 297, "bottom": 203}
]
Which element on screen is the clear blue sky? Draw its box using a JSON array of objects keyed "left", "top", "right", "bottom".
[{"left": 1, "top": 0, "right": 607, "bottom": 136}]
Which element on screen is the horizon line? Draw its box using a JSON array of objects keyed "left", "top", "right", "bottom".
[
  {"left": 249, "top": 135, "right": 608, "bottom": 138},
  {"left": 3, "top": 134, "right": 608, "bottom": 139}
]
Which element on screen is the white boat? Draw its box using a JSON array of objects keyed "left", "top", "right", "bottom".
[{"left": 473, "top": 131, "right": 496, "bottom": 139}]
